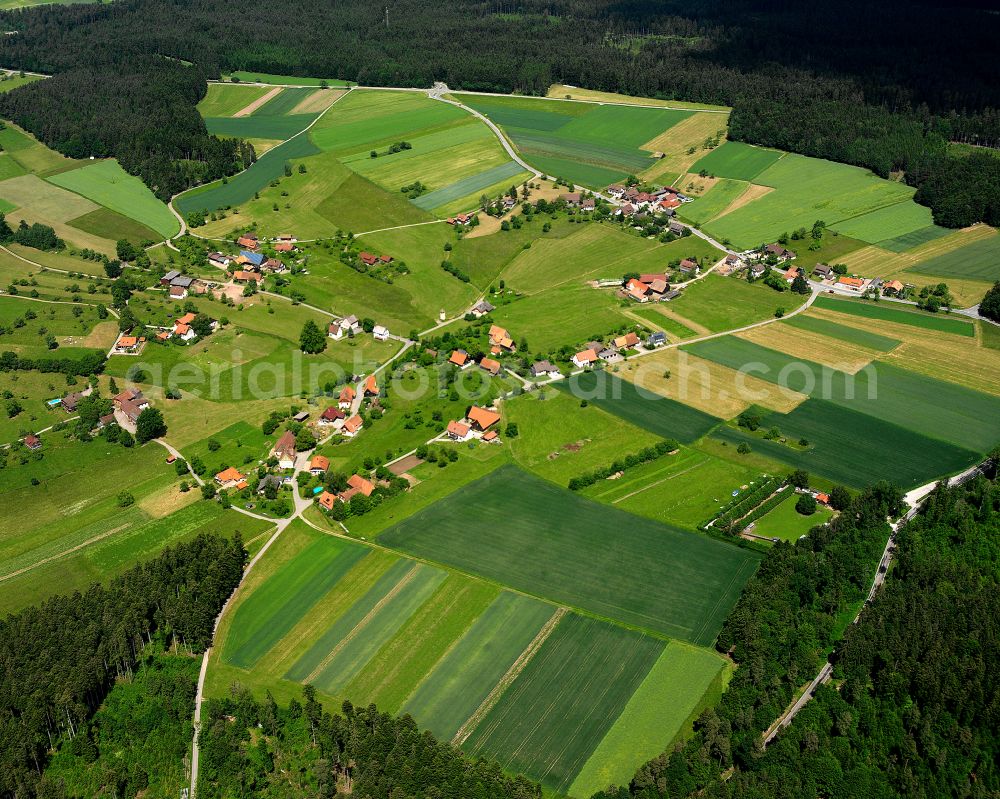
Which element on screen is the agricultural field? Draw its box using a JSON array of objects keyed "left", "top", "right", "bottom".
[
  {"left": 46, "top": 160, "right": 178, "bottom": 239},
  {"left": 830, "top": 200, "right": 940, "bottom": 248},
  {"left": 378, "top": 464, "right": 760, "bottom": 645},
  {"left": 209, "top": 519, "right": 736, "bottom": 794},
  {"left": 691, "top": 141, "right": 783, "bottom": 182},
  {"left": 907, "top": 232, "right": 1000, "bottom": 281},
  {"left": 224, "top": 72, "right": 355, "bottom": 87},
  {"left": 557, "top": 371, "right": 722, "bottom": 445},
  {"left": 456, "top": 93, "right": 696, "bottom": 187},
  {"left": 782, "top": 314, "right": 901, "bottom": 352},
  {"left": 701, "top": 153, "right": 927, "bottom": 251},
  {"left": 810, "top": 296, "right": 976, "bottom": 336},
  {"left": 196, "top": 83, "right": 273, "bottom": 117},
  {"left": 678, "top": 178, "right": 750, "bottom": 225},
  {"left": 666, "top": 273, "right": 807, "bottom": 332}
]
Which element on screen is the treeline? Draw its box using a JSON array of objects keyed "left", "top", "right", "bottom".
[
  {"left": 0, "top": 0, "right": 998, "bottom": 223},
  {"left": 593, "top": 481, "right": 904, "bottom": 798},
  {"left": 0, "top": 57, "right": 254, "bottom": 201},
  {"left": 568, "top": 439, "right": 677, "bottom": 490},
  {"left": 199, "top": 686, "right": 541, "bottom": 799},
  {"left": 0, "top": 534, "right": 246, "bottom": 799},
  {"left": 40, "top": 654, "right": 199, "bottom": 799},
  {"left": 0, "top": 348, "right": 105, "bottom": 376}
]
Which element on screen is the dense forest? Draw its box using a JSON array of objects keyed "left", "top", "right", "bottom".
[
  {"left": 0, "top": 0, "right": 998, "bottom": 222},
  {"left": 199, "top": 686, "right": 541, "bottom": 799},
  {"left": 595, "top": 469, "right": 1000, "bottom": 799},
  {"left": 0, "top": 534, "right": 246, "bottom": 799}
]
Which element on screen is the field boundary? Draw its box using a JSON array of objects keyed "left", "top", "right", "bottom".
[{"left": 452, "top": 606, "right": 567, "bottom": 746}]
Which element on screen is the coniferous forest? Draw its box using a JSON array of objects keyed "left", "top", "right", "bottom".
[{"left": 0, "top": 0, "right": 997, "bottom": 221}]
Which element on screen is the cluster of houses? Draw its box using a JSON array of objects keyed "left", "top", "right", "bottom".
[
  {"left": 112, "top": 387, "right": 150, "bottom": 433},
  {"left": 235, "top": 232, "right": 297, "bottom": 254},
  {"left": 810, "top": 264, "right": 907, "bottom": 296},
  {"left": 606, "top": 184, "right": 691, "bottom": 218},
  {"left": 622, "top": 271, "right": 685, "bottom": 304},
  {"left": 153, "top": 310, "right": 210, "bottom": 343},
  {"left": 316, "top": 472, "right": 377, "bottom": 511},
  {"left": 328, "top": 314, "right": 390, "bottom": 342},
  {"left": 488, "top": 324, "right": 515, "bottom": 354},
  {"left": 159, "top": 271, "right": 197, "bottom": 300},
  {"left": 313, "top": 375, "right": 381, "bottom": 439},
  {"left": 444, "top": 404, "right": 502, "bottom": 444},
  {"left": 571, "top": 329, "right": 664, "bottom": 369},
  {"left": 113, "top": 333, "right": 146, "bottom": 354}
]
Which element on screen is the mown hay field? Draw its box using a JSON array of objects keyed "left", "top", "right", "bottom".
[
  {"left": 378, "top": 464, "right": 761, "bottom": 645},
  {"left": 908, "top": 232, "right": 1000, "bottom": 281},
  {"left": 667, "top": 274, "right": 807, "bottom": 332},
  {"left": 678, "top": 177, "right": 750, "bottom": 225},
  {"left": 811, "top": 296, "right": 975, "bottom": 336},
  {"left": 197, "top": 83, "right": 273, "bottom": 117},
  {"left": 690, "top": 141, "right": 783, "bottom": 181}
]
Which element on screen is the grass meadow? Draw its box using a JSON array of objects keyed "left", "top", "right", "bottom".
[
  {"left": 811, "top": 296, "right": 975, "bottom": 336},
  {"left": 378, "top": 464, "right": 761, "bottom": 645},
  {"left": 197, "top": 83, "right": 273, "bottom": 116},
  {"left": 908, "top": 233, "right": 1000, "bottom": 281},
  {"left": 751, "top": 491, "right": 833, "bottom": 541},
  {"left": 667, "top": 274, "right": 806, "bottom": 332},
  {"left": 783, "top": 314, "right": 901, "bottom": 351},
  {"left": 691, "top": 141, "right": 783, "bottom": 181}
]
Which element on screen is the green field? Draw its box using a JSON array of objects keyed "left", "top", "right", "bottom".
[
  {"left": 908, "top": 233, "right": 1000, "bottom": 281},
  {"left": 557, "top": 371, "right": 721, "bottom": 444},
  {"left": 783, "top": 314, "right": 901, "bottom": 351},
  {"left": 703, "top": 153, "right": 921, "bottom": 250},
  {"left": 197, "top": 83, "right": 273, "bottom": 117},
  {"left": 68, "top": 206, "right": 164, "bottom": 245},
  {"left": 667, "top": 274, "right": 805, "bottom": 331},
  {"left": 811, "top": 296, "right": 976, "bottom": 336},
  {"left": 685, "top": 336, "right": 1000, "bottom": 453},
  {"left": 464, "top": 614, "right": 663, "bottom": 794},
  {"left": 831, "top": 200, "right": 938, "bottom": 245},
  {"left": 568, "top": 642, "right": 728, "bottom": 797},
  {"left": 678, "top": 178, "right": 749, "bottom": 225},
  {"left": 401, "top": 591, "right": 557, "bottom": 738},
  {"left": 378, "top": 464, "right": 760, "bottom": 645},
  {"left": 222, "top": 537, "right": 369, "bottom": 669},
  {"left": 412, "top": 161, "right": 527, "bottom": 211},
  {"left": 47, "top": 160, "right": 179, "bottom": 238},
  {"left": 751, "top": 491, "right": 833, "bottom": 541},
  {"left": 225, "top": 72, "right": 354, "bottom": 86},
  {"left": 205, "top": 113, "right": 318, "bottom": 141},
  {"left": 457, "top": 94, "right": 691, "bottom": 187},
  {"left": 876, "top": 224, "right": 952, "bottom": 253},
  {"left": 690, "top": 141, "right": 783, "bottom": 181}
]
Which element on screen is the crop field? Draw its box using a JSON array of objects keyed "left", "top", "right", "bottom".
[
  {"left": 712, "top": 399, "right": 978, "bottom": 489},
  {"left": 47, "top": 160, "right": 179, "bottom": 238},
  {"left": 205, "top": 113, "right": 318, "bottom": 141},
  {"left": 379, "top": 464, "right": 761, "bottom": 645},
  {"left": 223, "top": 537, "right": 369, "bottom": 669},
  {"left": 226, "top": 72, "right": 355, "bottom": 86},
  {"left": 457, "top": 94, "right": 692, "bottom": 186},
  {"left": 678, "top": 178, "right": 750, "bottom": 225},
  {"left": 665, "top": 274, "right": 805, "bottom": 332},
  {"left": 546, "top": 84, "right": 730, "bottom": 112},
  {"left": 908, "top": 233, "right": 1000, "bottom": 281},
  {"left": 68, "top": 207, "right": 163, "bottom": 245},
  {"left": 413, "top": 161, "right": 528, "bottom": 212},
  {"left": 463, "top": 614, "right": 663, "bottom": 794},
  {"left": 580, "top": 445, "right": 761, "bottom": 530},
  {"left": 250, "top": 87, "right": 316, "bottom": 116},
  {"left": 691, "top": 141, "right": 783, "bottom": 181},
  {"left": 0, "top": 123, "right": 82, "bottom": 177},
  {"left": 640, "top": 113, "right": 730, "bottom": 183},
  {"left": 557, "top": 371, "right": 721, "bottom": 444},
  {"left": 0, "top": 173, "right": 116, "bottom": 251},
  {"left": 811, "top": 296, "right": 975, "bottom": 336},
  {"left": 876, "top": 224, "right": 952, "bottom": 252},
  {"left": 702, "top": 153, "right": 920, "bottom": 250},
  {"left": 197, "top": 83, "right": 272, "bottom": 117},
  {"left": 737, "top": 323, "right": 880, "bottom": 374},
  {"left": 830, "top": 200, "right": 938, "bottom": 245},
  {"left": 568, "top": 642, "right": 728, "bottom": 797},
  {"left": 783, "top": 314, "right": 901, "bottom": 351}
]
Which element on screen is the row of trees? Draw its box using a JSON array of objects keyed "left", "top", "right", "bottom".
[
  {"left": 0, "top": 534, "right": 247, "bottom": 798},
  {"left": 0, "top": 0, "right": 997, "bottom": 224}
]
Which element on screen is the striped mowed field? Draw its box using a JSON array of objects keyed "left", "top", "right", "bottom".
[{"left": 211, "top": 503, "right": 741, "bottom": 794}]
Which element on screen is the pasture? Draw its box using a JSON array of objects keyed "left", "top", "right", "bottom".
[
  {"left": 751, "top": 492, "right": 833, "bottom": 541},
  {"left": 0, "top": 122, "right": 82, "bottom": 177},
  {"left": 702, "top": 153, "right": 922, "bottom": 250},
  {"left": 378, "top": 464, "right": 761, "bottom": 645},
  {"left": 463, "top": 614, "right": 663, "bottom": 794},
  {"left": 908, "top": 232, "right": 1000, "bottom": 281},
  {"left": 47, "top": 160, "right": 179, "bottom": 238},
  {"left": 666, "top": 274, "right": 805, "bottom": 332},
  {"left": 678, "top": 178, "right": 750, "bottom": 225},
  {"left": 457, "top": 93, "right": 692, "bottom": 187},
  {"left": 197, "top": 83, "right": 273, "bottom": 117},
  {"left": 811, "top": 296, "right": 975, "bottom": 336},
  {"left": 830, "top": 199, "right": 938, "bottom": 246},
  {"left": 557, "top": 371, "right": 721, "bottom": 444},
  {"left": 783, "top": 314, "right": 901, "bottom": 351},
  {"left": 691, "top": 141, "right": 783, "bottom": 181}
]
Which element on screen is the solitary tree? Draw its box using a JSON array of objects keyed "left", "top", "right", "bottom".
[
  {"left": 135, "top": 407, "right": 167, "bottom": 444},
  {"left": 795, "top": 493, "right": 818, "bottom": 515},
  {"left": 299, "top": 320, "right": 327, "bottom": 354}
]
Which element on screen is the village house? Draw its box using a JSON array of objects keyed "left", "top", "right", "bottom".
[
  {"left": 668, "top": 220, "right": 685, "bottom": 236},
  {"left": 488, "top": 324, "right": 515, "bottom": 351},
  {"left": 479, "top": 356, "right": 502, "bottom": 376},
  {"left": 560, "top": 192, "right": 581, "bottom": 207},
  {"left": 446, "top": 419, "right": 472, "bottom": 441},
  {"left": 883, "top": 279, "right": 906, "bottom": 297},
  {"left": 572, "top": 348, "right": 599, "bottom": 369},
  {"left": 113, "top": 389, "right": 149, "bottom": 431},
  {"left": 749, "top": 263, "right": 767, "bottom": 279},
  {"left": 647, "top": 331, "right": 667, "bottom": 348},
  {"left": 470, "top": 300, "right": 495, "bottom": 318},
  {"left": 446, "top": 213, "right": 473, "bottom": 226},
  {"left": 813, "top": 264, "right": 833, "bottom": 280},
  {"left": 581, "top": 197, "right": 595, "bottom": 211},
  {"left": 618, "top": 202, "right": 636, "bottom": 217},
  {"left": 236, "top": 235, "right": 258, "bottom": 250},
  {"left": 238, "top": 250, "right": 265, "bottom": 269},
  {"left": 214, "top": 467, "right": 246, "bottom": 490},
  {"left": 363, "top": 374, "right": 378, "bottom": 398},
  {"left": 232, "top": 270, "right": 263, "bottom": 285},
  {"left": 271, "top": 430, "right": 297, "bottom": 470},
  {"left": 783, "top": 265, "right": 801, "bottom": 283},
  {"left": 449, "top": 349, "right": 471, "bottom": 369},
  {"left": 613, "top": 332, "right": 640, "bottom": 350},
  {"left": 169, "top": 285, "right": 188, "bottom": 299},
  {"left": 24, "top": 434, "right": 41, "bottom": 450},
  {"left": 598, "top": 348, "right": 622, "bottom": 363},
  {"left": 174, "top": 312, "right": 198, "bottom": 342},
  {"left": 359, "top": 251, "right": 379, "bottom": 266},
  {"left": 531, "top": 360, "right": 561, "bottom": 379},
  {"left": 329, "top": 315, "right": 361, "bottom": 340},
  {"left": 319, "top": 406, "right": 346, "bottom": 427},
  {"left": 274, "top": 241, "right": 295, "bottom": 253},
  {"left": 339, "top": 473, "right": 375, "bottom": 503},
  {"left": 837, "top": 276, "right": 865, "bottom": 292},
  {"left": 606, "top": 184, "right": 626, "bottom": 198},
  {"left": 208, "top": 252, "right": 231, "bottom": 268},
  {"left": 262, "top": 258, "right": 287, "bottom": 273},
  {"left": 624, "top": 278, "right": 650, "bottom": 303},
  {"left": 678, "top": 258, "right": 700, "bottom": 276},
  {"left": 341, "top": 415, "right": 364, "bottom": 437},
  {"left": 317, "top": 491, "right": 337, "bottom": 511},
  {"left": 160, "top": 270, "right": 181, "bottom": 286},
  {"left": 257, "top": 474, "right": 283, "bottom": 496},
  {"left": 338, "top": 385, "right": 356, "bottom": 410},
  {"left": 647, "top": 278, "right": 670, "bottom": 298},
  {"left": 59, "top": 388, "right": 91, "bottom": 413},
  {"left": 725, "top": 254, "right": 742, "bottom": 269},
  {"left": 372, "top": 324, "right": 389, "bottom": 341},
  {"left": 467, "top": 405, "right": 501, "bottom": 432},
  {"left": 309, "top": 455, "right": 330, "bottom": 475},
  {"left": 97, "top": 412, "right": 116, "bottom": 429},
  {"left": 113, "top": 334, "right": 144, "bottom": 354},
  {"left": 764, "top": 243, "right": 797, "bottom": 261}
]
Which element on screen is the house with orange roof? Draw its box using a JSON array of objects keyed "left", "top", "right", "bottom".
[
  {"left": 359, "top": 251, "right": 379, "bottom": 266},
  {"left": 236, "top": 235, "right": 258, "bottom": 250},
  {"left": 310, "top": 455, "right": 330, "bottom": 475},
  {"left": 883, "top": 279, "right": 905, "bottom": 296},
  {"left": 783, "top": 265, "right": 801, "bottom": 282},
  {"left": 232, "top": 270, "right": 263, "bottom": 284},
  {"left": 339, "top": 473, "right": 375, "bottom": 502},
  {"left": 176, "top": 312, "right": 196, "bottom": 325},
  {"left": 482, "top": 430, "right": 499, "bottom": 443},
  {"left": 613, "top": 332, "right": 640, "bottom": 350},
  {"left": 317, "top": 490, "right": 337, "bottom": 511},
  {"left": 338, "top": 385, "right": 356, "bottom": 410},
  {"left": 449, "top": 349, "right": 471, "bottom": 369},
  {"left": 113, "top": 335, "right": 144, "bottom": 354},
  {"left": 467, "top": 405, "right": 501, "bottom": 432},
  {"left": 363, "top": 374, "right": 378, "bottom": 396},
  {"left": 572, "top": 348, "right": 599, "bottom": 369},
  {"left": 214, "top": 467, "right": 245, "bottom": 488},
  {"left": 624, "top": 278, "right": 650, "bottom": 302},
  {"left": 488, "top": 324, "right": 515, "bottom": 351},
  {"left": 837, "top": 276, "right": 865, "bottom": 291},
  {"left": 446, "top": 420, "right": 471, "bottom": 441},
  {"left": 274, "top": 241, "right": 295, "bottom": 253},
  {"left": 479, "top": 357, "right": 501, "bottom": 376},
  {"left": 342, "top": 415, "right": 364, "bottom": 437},
  {"left": 173, "top": 322, "right": 196, "bottom": 342}
]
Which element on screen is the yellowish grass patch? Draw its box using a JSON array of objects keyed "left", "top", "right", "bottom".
[{"left": 737, "top": 323, "right": 877, "bottom": 374}]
